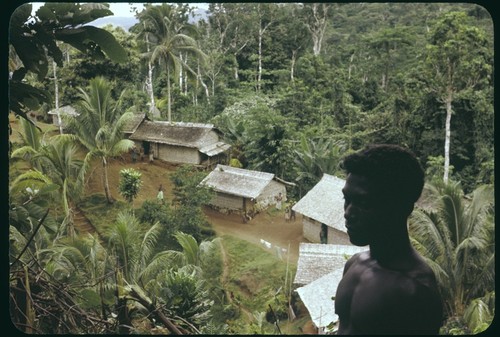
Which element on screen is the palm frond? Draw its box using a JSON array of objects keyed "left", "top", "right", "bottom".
[
  {"left": 9, "top": 170, "right": 58, "bottom": 196},
  {"left": 18, "top": 116, "right": 42, "bottom": 150},
  {"left": 410, "top": 181, "right": 495, "bottom": 318},
  {"left": 138, "top": 250, "right": 184, "bottom": 285},
  {"left": 174, "top": 231, "right": 200, "bottom": 266},
  {"left": 135, "top": 221, "right": 162, "bottom": 276},
  {"left": 10, "top": 146, "right": 38, "bottom": 159}
]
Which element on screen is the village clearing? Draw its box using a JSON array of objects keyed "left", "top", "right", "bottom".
[
  {"left": 85, "top": 156, "right": 314, "bottom": 333},
  {"left": 9, "top": 116, "right": 314, "bottom": 333},
  {"left": 87, "top": 157, "right": 305, "bottom": 264}
]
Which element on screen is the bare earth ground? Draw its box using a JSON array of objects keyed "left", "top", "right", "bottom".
[
  {"left": 86, "top": 157, "right": 305, "bottom": 264},
  {"left": 10, "top": 117, "right": 316, "bottom": 333},
  {"left": 88, "top": 157, "right": 317, "bottom": 333}
]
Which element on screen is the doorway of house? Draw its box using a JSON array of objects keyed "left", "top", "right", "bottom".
[
  {"left": 320, "top": 223, "right": 328, "bottom": 244},
  {"left": 143, "top": 141, "right": 151, "bottom": 155}
]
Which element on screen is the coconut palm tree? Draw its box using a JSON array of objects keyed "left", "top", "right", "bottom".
[
  {"left": 409, "top": 181, "right": 494, "bottom": 330},
  {"left": 9, "top": 170, "right": 59, "bottom": 237},
  {"left": 105, "top": 212, "right": 218, "bottom": 332},
  {"left": 139, "top": 4, "right": 206, "bottom": 122},
  {"left": 40, "top": 233, "right": 115, "bottom": 316},
  {"left": 69, "top": 76, "right": 135, "bottom": 203},
  {"left": 35, "top": 135, "right": 84, "bottom": 238},
  {"left": 11, "top": 121, "right": 84, "bottom": 237},
  {"left": 293, "top": 134, "right": 345, "bottom": 192},
  {"left": 11, "top": 117, "right": 45, "bottom": 170}
]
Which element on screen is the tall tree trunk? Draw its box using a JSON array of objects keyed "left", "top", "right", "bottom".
[
  {"left": 443, "top": 90, "right": 453, "bottom": 184},
  {"left": 234, "top": 63, "right": 239, "bottom": 80},
  {"left": 147, "top": 60, "right": 156, "bottom": 116},
  {"left": 179, "top": 53, "right": 184, "bottom": 94},
  {"left": 348, "top": 53, "right": 355, "bottom": 80},
  {"left": 381, "top": 73, "right": 387, "bottom": 91},
  {"left": 102, "top": 157, "right": 113, "bottom": 203},
  {"left": 233, "top": 43, "right": 247, "bottom": 81},
  {"left": 258, "top": 27, "right": 263, "bottom": 91},
  {"left": 291, "top": 50, "right": 297, "bottom": 82},
  {"left": 184, "top": 54, "right": 188, "bottom": 95},
  {"left": 167, "top": 67, "right": 172, "bottom": 123},
  {"left": 53, "top": 61, "right": 63, "bottom": 135},
  {"left": 307, "top": 3, "right": 329, "bottom": 56},
  {"left": 257, "top": 7, "right": 272, "bottom": 92},
  {"left": 197, "top": 63, "right": 210, "bottom": 104},
  {"left": 145, "top": 32, "right": 156, "bottom": 117}
]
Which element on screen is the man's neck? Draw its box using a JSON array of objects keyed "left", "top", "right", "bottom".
[{"left": 369, "top": 226, "right": 415, "bottom": 270}]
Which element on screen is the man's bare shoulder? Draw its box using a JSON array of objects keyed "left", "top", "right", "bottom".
[{"left": 343, "top": 250, "right": 370, "bottom": 273}]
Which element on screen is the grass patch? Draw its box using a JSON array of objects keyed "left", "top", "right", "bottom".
[
  {"left": 77, "top": 193, "right": 129, "bottom": 234},
  {"left": 220, "top": 235, "right": 303, "bottom": 334}
]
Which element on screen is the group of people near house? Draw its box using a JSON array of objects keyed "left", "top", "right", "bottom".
[{"left": 129, "top": 146, "right": 154, "bottom": 163}]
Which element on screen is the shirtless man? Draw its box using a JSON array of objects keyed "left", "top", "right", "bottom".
[{"left": 335, "top": 144, "right": 443, "bottom": 335}]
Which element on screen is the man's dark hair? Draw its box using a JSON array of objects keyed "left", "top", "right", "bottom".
[{"left": 342, "top": 144, "right": 425, "bottom": 205}]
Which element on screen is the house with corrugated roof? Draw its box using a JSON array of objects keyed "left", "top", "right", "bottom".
[
  {"left": 292, "top": 174, "right": 349, "bottom": 244},
  {"left": 296, "top": 270, "right": 343, "bottom": 333},
  {"left": 293, "top": 243, "right": 366, "bottom": 333},
  {"left": 129, "top": 120, "right": 231, "bottom": 167},
  {"left": 200, "top": 164, "right": 287, "bottom": 216},
  {"left": 293, "top": 243, "right": 366, "bottom": 287}
]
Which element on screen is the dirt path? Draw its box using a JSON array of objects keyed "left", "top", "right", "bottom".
[
  {"left": 72, "top": 206, "right": 98, "bottom": 235},
  {"left": 84, "top": 156, "right": 316, "bottom": 330},
  {"left": 206, "top": 207, "right": 303, "bottom": 265},
  {"left": 218, "top": 239, "right": 254, "bottom": 321},
  {"left": 87, "top": 157, "right": 305, "bottom": 265}
]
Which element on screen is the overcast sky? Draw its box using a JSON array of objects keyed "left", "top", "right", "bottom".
[{"left": 29, "top": 2, "right": 208, "bottom": 17}]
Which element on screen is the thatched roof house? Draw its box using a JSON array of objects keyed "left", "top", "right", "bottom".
[
  {"left": 292, "top": 174, "right": 349, "bottom": 244},
  {"left": 293, "top": 243, "right": 366, "bottom": 287},
  {"left": 129, "top": 120, "right": 230, "bottom": 167},
  {"left": 200, "top": 164, "right": 287, "bottom": 215},
  {"left": 123, "top": 113, "right": 146, "bottom": 137}
]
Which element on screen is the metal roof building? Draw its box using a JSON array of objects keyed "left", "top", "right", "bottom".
[
  {"left": 292, "top": 174, "right": 350, "bottom": 244},
  {"left": 200, "top": 164, "right": 287, "bottom": 215},
  {"left": 293, "top": 243, "right": 366, "bottom": 286},
  {"left": 294, "top": 243, "right": 366, "bottom": 333}
]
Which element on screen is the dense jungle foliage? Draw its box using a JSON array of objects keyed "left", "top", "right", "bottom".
[{"left": 8, "top": 2, "right": 494, "bottom": 335}]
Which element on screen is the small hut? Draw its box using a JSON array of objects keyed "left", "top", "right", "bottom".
[
  {"left": 200, "top": 164, "right": 287, "bottom": 216},
  {"left": 292, "top": 174, "right": 349, "bottom": 244},
  {"left": 129, "top": 120, "right": 230, "bottom": 167},
  {"left": 294, "top": 243, "right": 366, "bottom": 334},
  {"left": 47, "top": 105, "right": 79, "bottom": 129}
]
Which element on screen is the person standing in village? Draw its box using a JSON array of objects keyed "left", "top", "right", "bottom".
[
  {"left": 149, "top": 148, "right": 154, "bottom": 164},
  {"left": 131, "top": 147, "right": 138, "bottom": 163},
  {"left": 334, "top": 144, "right": 443, "bottom": 335},
  {"left": 139, "top": 146, "right": 144, "bottom": 162},
  {"left": 284, "top": 206, "right": 291, "bottom": 222},
  {"left": 157, "top": 184, "right": 164, "bottom": 204},
  {"left": 275, "top": 192, "right": 283, "bottom": 210},
  {"left": 290, "top": 202, "right": 296, "bottom": 221}
]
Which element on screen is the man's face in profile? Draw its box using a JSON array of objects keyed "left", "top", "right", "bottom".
[{"left": 342, "top": 173, "right": 387, "bottom": 246}]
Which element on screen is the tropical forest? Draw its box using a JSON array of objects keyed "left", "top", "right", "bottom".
[{"left": 8, "top": 2, "right": 494, "bottom": 335}]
